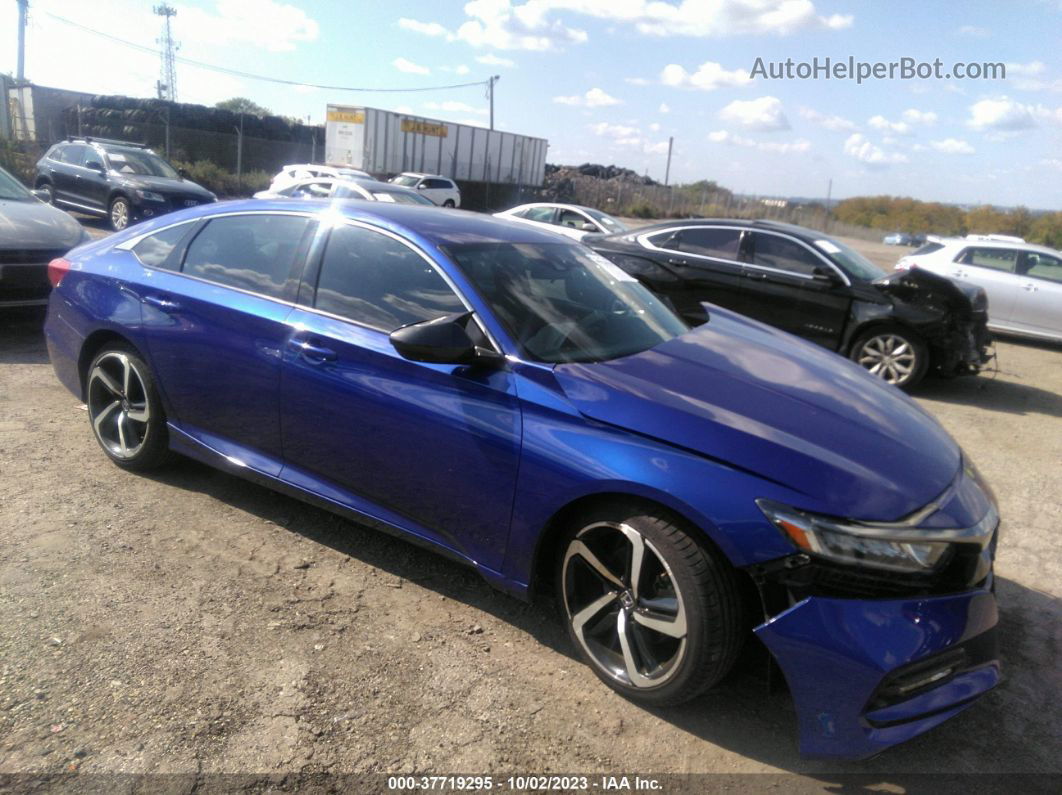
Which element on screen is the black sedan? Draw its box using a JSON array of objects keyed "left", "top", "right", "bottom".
[
  {"left": 0, "top": 165, "right": 86, "bottom": 307},
  {"left": 588, "top": 219, "right": 991, "bottom": 389}
]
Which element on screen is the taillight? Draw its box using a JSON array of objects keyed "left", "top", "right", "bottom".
[{"left": 47, "top": 258, "right": 71, "bottom": 287}]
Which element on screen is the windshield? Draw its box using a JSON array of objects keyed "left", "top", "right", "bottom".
[
  {"left": 583, "top": 208, "right": 628, "bottom": 234},
  {"left": 391, "top": 175, "right": 420, "bottom": 187},
  {"left": 445, "top": 242, "right": 688, "bottom": 363},
  {"left": 814, "top": 237, "right": 886, "bottom": 281},
  {"left": 372, "top": 190, "right": 434, "bottom": 205},
  {"left": 0, "top": 166, "right": 33, "bottom": 201},
  {"left": 103, "top": 147, "right": 180, "bottom": 179}
]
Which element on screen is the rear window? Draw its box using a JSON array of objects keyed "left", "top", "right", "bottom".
[
  {"left": 132, "top": 222, "right": 195, "bottom": 269},
  {"left": 912, "top": 242, "right": 944, "bottom": 256},
  {"left": 183, "top": 214, "right": 313, "bottom": 300}
]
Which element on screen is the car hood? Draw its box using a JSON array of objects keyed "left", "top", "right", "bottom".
[
  {"left": 0, "top": 198, "right": 83, "bottom": 250},
  {"left": 553, "top": 306, "right": 961, "bottom": 521},
  {"left": 116, "top": 175, "right": 214, "bottom": 198}
]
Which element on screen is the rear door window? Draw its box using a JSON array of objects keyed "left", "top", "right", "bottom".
[
  {"left": 750, "top": 233, "right": 821, "bottom": 276},
  {"left": 59, "top": 145, "right": 88, "bottom": 166},
  {"left": 957, "top": 247, "right": 1019, "bottom": 273},
  {"left": 313, "top": 223, "right": 465, "bottom": 331},
  {"left": 183, "top": 214, "right": 313, "bottom": 300},
  {"left": 649, "top": 228, "right": 743, "bottom": 261},
  {"left": 521, "top": 206, "right": 556, "bottom": 222},
  {"left": 912, "top": 242, "right": 944, "bottom": 256}
]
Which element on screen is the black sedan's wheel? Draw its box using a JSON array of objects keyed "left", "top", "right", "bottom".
[
  {"left": 849, "top": 326, "right": 928, "bottom": 389},
  {"left": 109, "top": 196, "right": 131, "bottom": 231},
  {"left": 557, "top": 504, "right": 743, "bottom": 706},
  {"left": 86, "top": 346, "right": 170, "bottom": 470}
]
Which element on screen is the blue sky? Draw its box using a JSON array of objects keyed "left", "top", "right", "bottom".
[{"left": 5, "top": 0, "right": 1061, "bottom": 207}]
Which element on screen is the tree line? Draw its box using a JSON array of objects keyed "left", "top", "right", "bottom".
[{"left": 832, "top": 196, "right": 1062, "bottom": 249}]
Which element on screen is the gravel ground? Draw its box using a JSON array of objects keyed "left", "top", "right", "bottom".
[{"left": 0, "top": 230, "right": 1060, "bottom": 787}]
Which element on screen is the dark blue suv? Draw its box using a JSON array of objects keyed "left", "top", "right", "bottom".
[
  {"left": 44, "top": 200, "right": 1001, "bottom": 758},
  {"left": 34, "top": 137, "right": 215, "bottom": 231}
]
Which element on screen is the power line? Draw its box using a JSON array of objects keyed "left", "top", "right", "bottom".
[{"left": 43, "top": 11, "right": 491, "bottom": 94}]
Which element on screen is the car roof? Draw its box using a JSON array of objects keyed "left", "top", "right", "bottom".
[
  {"left": 933, "top": 237, "right": 1062, "bottom": 256},
  {"left": 612, "top": 217, "right": 826, "bottom": 242},
  {"left": 166, "top": 198, "right": 566, "bottom": 246},
  {"left": 398, "top": 172, "right": 450, "bottom": 179},
  {"left": 508, "top": 202, "right": 599, "bottom": 214}
]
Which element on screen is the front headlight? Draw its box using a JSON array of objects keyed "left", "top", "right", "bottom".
[
  {"left": 135, "top": 189, "right": 165, "bottom": 202},
  {"left": 756, "top": 499, "right": 951, "bottom": 572}
]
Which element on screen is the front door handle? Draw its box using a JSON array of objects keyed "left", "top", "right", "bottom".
[
  {"left": 1022, "top": 282, "right": 1038, "bottom": 292},
  {"left": 952, "top": 269, "right": 968, "bottom": 278},
  {"left": 296, "top": 340, "right": 337, "bottom": 363},
  {"left": 143, "top": 294, "right": 180, "bottom": 311},
  {"left": 743, "top": 270, "right": 768, "bottom": 280}
]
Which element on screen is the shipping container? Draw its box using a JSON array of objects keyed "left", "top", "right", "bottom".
[{"left": 324, "top": 105, "right": 548, "bottom": 187}]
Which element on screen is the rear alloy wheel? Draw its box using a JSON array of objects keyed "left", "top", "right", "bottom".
[
  {"left": 109, "top": 196, "right": 131, "bottom": 231},
  {"left": 850, "top": 327, "right": 927, "bottom": 389},
  {"left": 557, "top": 505, "right": 743, "bottom": 706},
  {"left": 443, "top": 199, "right": 456, "bottom": 208},
  {"left": 86, "top": 347, "right": 170, "bottom": 470}
]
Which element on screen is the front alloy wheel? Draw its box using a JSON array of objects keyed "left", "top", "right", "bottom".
[
  {"left": 558, "top": 506, "right": 743, "bottom": 706},
  {"left": 86, "top": 347, "right": 169, "bottom": 470},
  {"left": 851, "top": 328, "right": 927, "bottom": 389},
  {"left": 109, "top": 197, "right": 131, "bottom": 231}
]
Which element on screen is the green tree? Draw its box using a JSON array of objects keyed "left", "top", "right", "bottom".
[{"left": 215, "top": 97, "right": 273, "bottom": 117}]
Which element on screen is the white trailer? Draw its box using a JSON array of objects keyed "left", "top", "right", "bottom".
[{"left": 324, "top": 105, "right": 548, "bottom": 187}]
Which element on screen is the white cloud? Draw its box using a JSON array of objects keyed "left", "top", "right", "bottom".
[
  {"left": 553, "top": 87, "right": 621, "bottom": 107},
  {"left": 659, "top": 61, "right": 752, "bottom": 90},
  {"left": 425, "top": 101, "right": 487, "bottom": 115},
  {"left": 659, "top": 103, "right": 670, "bottom": 114},
  {"left": 589, "top": 121, "right": 667, "bottom": 155},
  {"left": 399, "top": 1, "right": 852, "bottom": 51},
  {"left": 476, "top": 53, "right": 517, "bottom": 67},
  {"left": 590, "top": 122, "right": 640, "bottom": 138},
  {"left": 1006, "top": 61, "right": 1046, "bottom": 76},
  {"left": 957, "top": 25, "right": 989, "bottom": 37},
  {"left": 456, "top": 64, "right": 471, "bottom": 75},
  {"left": 930, "top": 138, "right": 975, "bottom": 154},
  {"left": 708, "top": 130, "right": 810, "bottom": 153},
  {"left": 649, "top": 122, "right": 661, "bottom": 132},
  {"left": 393, "top": 57, "right": 430, "bottom": 75},
  {"left": 798, "top": 107, "right": 857, "bottom": 131},
  {"left": 843, "top": 134, "right": 908, "bottom": 165},
  {"left": 868, "top": 115, "right": 912, "bottom": 135},
  {"left": 177, "top": 0, "right": 319, "bottom": 52},
  {"left": 398, "top": 17, "right": 449, "bottom": 37},
  {"left": 719, "top": 96, "right": 789, "bottom": 131},
  {"left": 902, "top": 108, "right": 938, "bottom": 125},
  {"left": 967, "top": 97, "right": 1062, "bottom": 130}
]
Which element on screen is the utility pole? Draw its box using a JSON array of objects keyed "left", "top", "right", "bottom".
[
  {"left": 154, "top": 4, "right": 179, "bottom": 102},
  {"left": 664, "top": 136, "right": 674, "bottom": 186},
  {"left": 488, "top": 75, "right": 500, "bottom": 130},
  {"left": 824, "top": 177, "right": 833, "bottom": 233},
  {"left": 17, "top": 0, "right": 29, "bottom": 81}
]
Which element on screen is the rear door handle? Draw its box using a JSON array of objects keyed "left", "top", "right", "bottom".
[
  {"left": 295, "top": 340, "right": 337, "bottom": 363},
  {"left": 666, "top": 257, "right": 686, "bottom": 266},
  {"left": 742, "top": 270, "right": 768, "bottom": 280},
  {"left": 952, "top": 269, "right": 968, "bottom": 278},
  {"left": 143, "top": 294, "right": 180, "bottom": 311},
  {"left": 1022, "top": 283, "right": 1038, "bottom": 292}
]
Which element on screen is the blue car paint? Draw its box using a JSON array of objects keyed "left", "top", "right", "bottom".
[{"left": 44, "top": 198, "right": 1000, "bottom": 759}]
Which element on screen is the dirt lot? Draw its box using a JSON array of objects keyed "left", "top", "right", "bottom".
[{"left": 1, "top": 230, "right": 1060, "bottom": 787}]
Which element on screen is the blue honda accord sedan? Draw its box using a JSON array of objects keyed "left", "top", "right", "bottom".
[{"left": 44, "top": 200, "right": 1000, "bottom": 758}]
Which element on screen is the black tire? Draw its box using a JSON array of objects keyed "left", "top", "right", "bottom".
[
  {"left": 109, "top": 196, "right": 132, "bottom": 232},
  {"left": 443, "top": 199, "right": 456, "bottom": 208},
  {"left": 85, "top": 344, "right": 170, "bottom": 471},
  {"left": 36, "top": 181, "right": 54, "bottom": 204},
  {"left": 556, "top": 502, "right": 744, "bottom": 707},
  {"left": 849, "top": 325, "right": 928, "bottom": 390}
]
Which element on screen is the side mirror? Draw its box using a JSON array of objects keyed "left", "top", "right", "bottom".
[
  {"left": 178, "top": 167, "right": 189, "bottom": 179},
  {"left": 389, "top": 312, "right": 505, "bottom": 368},
  {"left": 581, "top": 223, "right": 597, "bottom": 232},
  {"left": 417, "top": 183, "right": 427, "bottom": 189},
  {"left": 31, "top": 188, "right": 50, "bottom": 202},
  {"left": 812, "top": 266, "right": 839, "bottom": 285},
  {"left": 85, "top": 160, "right": 105, "bottom": 172}
]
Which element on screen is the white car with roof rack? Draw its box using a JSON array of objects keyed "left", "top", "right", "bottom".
[
  {"left": 268, "top": 164, "right": 371, "bottom": 193},
  {"left": 896, "top": 235, "right": 1062, "bottom": 342}
]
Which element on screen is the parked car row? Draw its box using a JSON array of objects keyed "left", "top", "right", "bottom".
[
  {"left": 882, "top": 232, "right": 926, "bottom": 247},
  {"left": 44, "top": 199, "right": 1002, "bottom": 759}
]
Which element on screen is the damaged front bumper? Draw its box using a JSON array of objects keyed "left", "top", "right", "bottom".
[{"left": 755, "top": 585, "right": 999, "bottom": 758}]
